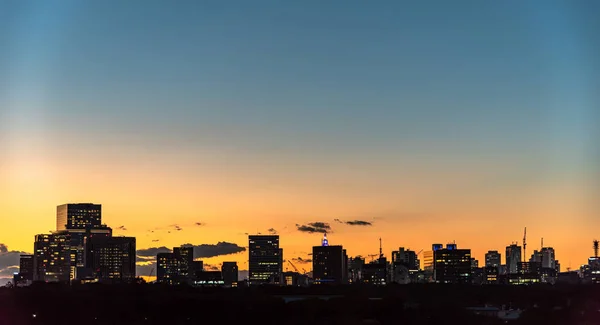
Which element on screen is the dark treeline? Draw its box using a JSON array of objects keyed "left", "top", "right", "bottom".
[{"left": 0, "top": 283, "right": 598, "bottom": 325}]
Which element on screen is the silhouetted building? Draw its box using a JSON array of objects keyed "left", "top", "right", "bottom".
[
  {"left": 282, "top": 271, "right": 309, "bottom": 287},
  {"left": 173, "top": 246, "right": 194, "bottom": 280},
  {"left": 19, "top": 254, "right": 34, "bottom": 281},
  {"left": 392, "top": 247, "right": 419, "bottom": 284},
  {"left": 423, "top": 244, "right": 443, "bottom": 282},
  {"left": 541, "top": 247, "right": 556, "bottom": 269},
  {"left": 33, "top": 233, "right": 71, "bottom": 282},
  {"left": 249, "top": 235, "right": 282, "bottom": 285},
  {"left": 348, "top": 256, "right": 364, "bottom": 283},
  {"left": 484, "top": 266, "right": 500, "bottom": 284},
  {"left": 313, "top": 235, "right": 346, "bottom": 284},
  {"left": 84, "top": 236, "right": 136, "bottom": 283},
  {"left": 362, "top": 257, "right": 387, "bottom": 285},
  {"left": 505, "top": 244, "right": 522, "bottom": 274},
  {"left": 221, "top": 261, "right": 238, "bottom": 287},
  {"left": 471, "top": 258, "right": 479, "bottom": 268},
  {"left": 485, "top": 251, "right": 501, "bottom": 267},
  {"left": 191, "top": 260, "right": 204, "bottom": 274},
  {"left": 56, "top": 203, "right": 102, "bottom": 231},
  {"left": 157, "top": 253, "right": 179, "bottom": 285},
  {"left": 433, "top": 243, "right": 472, "bottom": 284}
]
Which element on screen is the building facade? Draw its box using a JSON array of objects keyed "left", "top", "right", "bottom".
[
  {"left": 56, "top": 203, "right": 102, "bottom": 231},
  {"left": 33, "top": 233, "right": 71, "bottom": 282},
  {"left": 505, "top": 244, "right": 522, "bottom": 274},
  {"left": 221, "top": 261, "right": 238, "bottom": 287},
  {"left": 248, "top": 235, "right": 282, "bottom": 285},
  {"left": 312, "top": 236, "right": 346, "bottom": 284},
  {"left": 433, "top": 243, "right": 472, "bottom": 284},
  {"left": 485, "top": 250, "right": 501, "bottom": 267},
  {"left": 85, "top": 236, "right": 136, "bottom": 283},
  {"left": 19, "top": 254, "right": 34, "bottom": 281}
]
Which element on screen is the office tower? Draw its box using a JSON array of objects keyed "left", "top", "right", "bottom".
[
  {"left": 541, "top": 247, "right": 556, "bottom": 269},
  {"left": 56, "top": 203, "right": 102, "bottom": 231},
  {"left": 529, "top": 250, "right": 542, "bottom": 263},
  {"left": 485, "top": 250, "right": 501, "bottom": 267},
  {"left": 505, "top": 244, "right": 522, "bottom": 274},
  {"left": 312, "top": 234, "right": 346, "bottom": 284},
  {"left": 471, "top": 258, "right": 479, "bottom": 268},
  {"left": 248, "top": 235, "right": 282, "bottom": 285},
  {"left": 173, "top": 246, "right": 194, "bottom": 278},
  {"left": 221, "top": 262, "right": 238, "bottom": 286},
  {"left": 391, "top": 247, "right": 419, "bottom": 284},
  {"left": 19, "top": 255, "right": 34, "bottom": 281},
  {"left": 157, "top": 252, "right": 180, "bottom": 285},
  {"left": 33, "top": 233, "right": 71, "bottom": 282},
  {"left": 433, "top": 243, "right": 472, "bottom": 284},
  {"left": 348, "top": 256, "right": 365, "bottom": 283},
  {"left": 362, "top": 258, "right": 387, "bottom": 285},
  {"left": 84, "top": 236, "right": 136, "bottom": 283}
]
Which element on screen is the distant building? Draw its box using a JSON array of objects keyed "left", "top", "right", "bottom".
[
  {"left": 56, "top": 203, "right": 102, "bottom": 231},
  {"left": 471, "top": 258, "right": 479, "bottom": 268},
  {"left": 248, "top": 235, "right": 282, "bottom": 285},
  {"left": 221, "top": 262, "right": 238, "bottom": 287},
  {"left": 485, "top": 251, "right": 501, "bottom": 268},
  {"left": 173, "top": 246, "right": 194, "bottom": 280},
  {"left": 84, "top": 236, "right": 136, "bottom": 283},
  {"left": 348, "top": 256, "right": 365, "bottom": 283},
  {"left": 282, "top": 271, "right": 309, "bottom": 287},
  {"left": 156, "top": 253, "right": 180, "bottom": 285},
  {"left": 312, "top": 235, "right": 346, "bottom": 285},
  {"left": 192, "top": 271, "right": 224, "bottom": 287},
  {"left": 19, "top": 255, "right": 34, "bottom": 281},
  {"left": 391, "top": 247, "right": 419, "bottom": 284},
  {"left": 423, "top": 244, "right": 443, "bottom": 282},
  {"left": 362, "top": 257, "right": 387, "bottom": 285},
  {"left": 33, "top": 233, "right": 71, "bottom": 282},
  {"left": 505, "top": 244, "right": 522, "bottom": 274},
  {"left": 433, "top": 243, "right": 472, "bottom": 284},
  {"left": 541, "top": 247, "right": 556, "bottom": 269}
]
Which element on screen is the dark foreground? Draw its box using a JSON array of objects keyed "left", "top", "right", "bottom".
[{"left": 1, "top": 283, "right": 598, "bottom": 325}]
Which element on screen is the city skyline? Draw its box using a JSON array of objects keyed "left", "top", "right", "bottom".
[{"left": 1, "top": 1, "right": 599, "bottom": 284}]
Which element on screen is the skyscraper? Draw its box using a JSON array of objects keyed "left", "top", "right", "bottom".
[
  {"left": 312, "top": 234, "right": 346, "bottom": 284},
  {"left": 221, "top": 261, "right": 238, "bottom": 287},
  {"left": 157, "top": 253, "right": 180, "bottom": 285},
  {"left": 173, "top": 246, "right": 194, "bottom": 279},
  {"left": 541, "top": 247, "right": 556, "bottom": 269},
  {"left": 33, "top": 233, "right": 71, "bottom": 282},
  {"left": 433, "top": 243, "right": 472, "bottom": 284},
  {"left": 248, "top": 235, "right": 282, "bottom": 285},
  {"left": 391, "top": 247, "right": 419, "bottom": 284},
  {"left": 19, "top": 254, "right": 34, "bottom": 281},
  {"left": 56, "top": 203, "right": 102, "bottom": 231},
  {"left": 505, "top": 244, "right": 522, "bottom": 274},
  {"left": 84, "top": 236, "right": 136, "bottom": 283},
  {"left": 485, "top": 250, "right": 501, "bottom": 267}
]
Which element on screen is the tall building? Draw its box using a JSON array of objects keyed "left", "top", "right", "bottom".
[
  {"left": 33, "top": 233, "right": 71, "bottom": 282},
  {"left": 173, "top": 246, "right": 194, "bottom": 279},
  {"left": 19, "top": 255, "right": 34, "bottom": 281},
  {"left": 56, "top": 203, "right": 102, "bottom": 231},
  {"left": 84, "top": 236, "right": 136, "bottom": 283},
  {"left": 505, "top": 244, "right": 522, "bottom": 274},
  {"left": 423, "top": 244, "right": 443, "bottom": 282},
  {"left": 312, "top": 234, "right": 346, "bottom": 284},
  {"left": 157, "top": 253, "right": 180, "bottom": 285},
  {"left": 541, "top": 247, "right": 556, "bottom": 269},
  {"left": 433, "top": 243, "right": 472, "bottom": 284},
  {"left": 248, "top": 235, "right": 282, "bottom": 285},
  {"left": 221, "top": 262, "right": 238, "bottom": 287},
  {"left": 391, "top": 247, "right": 419, "bottom": 284},
  {"left": 485, "top": 250, "right": 501, "bottom": 267},
  {"left": 348, "top": 256, "right": 365, "bottom": 283}
]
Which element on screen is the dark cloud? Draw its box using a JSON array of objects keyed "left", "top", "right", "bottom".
[
  {"left": 291, "top": 257, "right": 312, "bottom": 264},
  {"left": 204, "top": 264, "right": 220, "bottom": 271},
  {"left": 136, "top": 246, "right": 172, "bottom": 257},
  {"left": 136, "top": 262, "right": 156, "bottom": 277},
  {"left": 0, "top": 266, "right": 19, "bottom": 277},
  {"left": 181, "top": 242, "right": 246, "bottom": 259},
  {"left": 117, "top": 225, "right": 127, "bottom": 231},
  {"left": 151, "top": 239, "right": 160, "bottom": 242},
  {"left": 296, "top": 222, "right": 331, "bottom": 234},
  {"left": 195, "top": 222, "right": 204, "bottom": 226},
  {"left": 267, "top": 228, "right": 277, "bottom": 235},
  {"left": 334, "top": 219, "right": 373, "bottom": 226},
  {"left": 0, "top": 244, "right": 29, "bottom": 273}
]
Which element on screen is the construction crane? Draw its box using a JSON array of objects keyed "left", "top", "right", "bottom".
[
  {"left": 594, "top": 240, "right": 599, "bottom": 258},
  {"left": 288, "top": 260, "right": 300, "bottom": 273},
  {"left": 149, "top": 267, "right": 155, "bottom": 278},
  {"left": 523, "top": 227, "right": 527, "bottom": 263},
  {"left": 367, "top": 254, "right": 379, "bottom": 262},
  {"left": 416, "top": 249, "right": 423, "bottom": 256}
]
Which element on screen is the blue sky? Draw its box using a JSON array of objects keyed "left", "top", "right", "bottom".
[{"left": 0, "top": 1, "right": 599, "bottom": 272}]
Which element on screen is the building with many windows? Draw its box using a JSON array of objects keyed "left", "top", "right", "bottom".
[
  {"left": 433, "top": 243, "right": 472, "bottom": 284},
  {"left": 312, "top": 234, "right": 346, "bottom": 284},
  {"left": 84, "top": 236, "right": 136, "bottom": 283},
  {"left": 33, "top": 233, "right": 71, "bottom": 282},
  {"left": 506, "top": 244, "right": 522, "bottom": 274},
  {"left": 485, "top": 251, "right": 501, "bottom": 268},
  {"left": 56, "top": 203, "right": 103, "bottom": 231},
  {"left": 221, "top": 262, "right": 238, "bottom": 287},
  {"left": 248, "top": 235, "right": 282, "bottom": 285}
]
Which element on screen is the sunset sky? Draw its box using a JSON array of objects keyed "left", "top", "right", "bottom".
[{"left": 0, "top": 1, "right": 599, "bottom": 282}]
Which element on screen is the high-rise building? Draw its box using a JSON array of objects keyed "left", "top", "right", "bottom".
[
  {"left": 423, "top": 244, "right": 443, "bottom": 282},
  {"left": 221, "top": 261, "right": 238, "bottom": 287},
  {"left": 19, "top": 255, "right": 34, "bottom": 281},
  {"left": 173, "top": 246, "right": 194, "bottom": 279},
  {"left": 391, "top": 247, "right": 419, "bottom": 284},
  {"left": 157, "top": 253, "right": 180, "bottom": 285},
  {"left": 56, "top": 203, "right": 102, "bottom": 231},
  {"left": 505, "top": 244, "right": 522, "bottom": 274},
  {"left": 348, "top": 256, "right": 365, "bottom": 283},
  {"left": 312, "top": 234, "right": 346, "bottom": 284},
  {"left": 248, "top": 235, "right": 282, "bottom": 285},
  {"left": 84, "top": 236, "right": 136, "bottom": 283},
  {"left": 33, "top": 233, "right": 71, "bottom": 282},
  {"left": 541, "top": 247, "right": 556, "bottom": 269},
  {"left": 471, "top": 258, "right": 479, "bottom": 268},
  {"left": 433, "top": 243, "right": 472, "bottom": 284},
  {"left": 485, "top": 251, "right": 501, "bottom": 267}
]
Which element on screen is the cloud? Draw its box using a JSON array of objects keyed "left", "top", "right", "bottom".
[
  {"left": 0, "top": 244, "right": 29, "bottom": 272},
  {"left": 0, "top": 266, "right": 19, "bottom": 277},
  {"left": 0, "top": 244, "right": 7, "bottom": 254},
  {"left": 204, "top": 264, "right": 220, "bottom": 271},
  {"left": 172, "top": 224, "right": 183, "bottom": 231},
  {"left": 334, "top": 219, "right": 373, "bottom": 226},
  {"left": 296, "top": 222, "right": 331, "bottom": 233},
  {"left": 117, "top": 225, "right": 127, "bottom": 231},
  {"left": 195, "top": 222, "right": 204, "bottom": 226},
  {"left": 267, "top": 228, "right": 277, "bottom": 235},
  {"left": 291, "top": 257, "right": 312, "bottom": 264},
  {"left": 136, "top": 246, "right": 172, "bottom": 258},
  {"left": 181, "top": 242, "right": 246, "bottom": 259},
  {"left": 136, "top": 261, "right": 156, "bottom": 277},
  {"left": 151, "top": 239, "right": 160, "bottom": 242}
]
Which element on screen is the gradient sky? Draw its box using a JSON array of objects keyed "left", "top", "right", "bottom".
[{"left": 0, "top": 0, "right": 599, "bottom": 279}]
